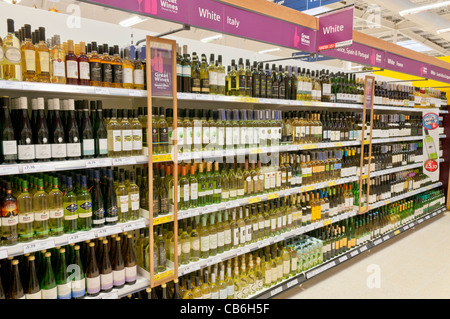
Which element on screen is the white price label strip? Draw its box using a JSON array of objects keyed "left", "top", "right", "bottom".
[
  {"left": 0, "top": 249, "right": 8, "bottom": 259},
  {"left": 286, "top": 278, "right": 299, "bottom": 288},
  {"left": 23, "top": 239, "right": 55, "bottom": 254},
  {"left": 122, "top": 221, "right": 146, "bottom": 232},
  {"left": 270, "top": 286, "right": 283, "bottom": 297},
  {"left": 0, "top": 166, "right": 20, "bottom": 175},
  {"left": 102, "top": 291, "right": 119, "bottom": 299},
  {"left": 67, "top": 232, "right": 95, "bottom": 244},
  {"left": 383, "top": 235, "right": 390, "bottom": 241},
  {"left": 350, "top": 250, "right": 359, "bottom": 257},
  {"left": 373, "top": 239, "right": 382, "bottom": 246},
  {"left": 359, "top": 245, "right": 367, "bottom": 252},
  {"left": 22, "top": 163, "right": 55, "bottom": 173},
  {"left": 96, "top": 226, "right": 123, "bottom": 237},
  {"left": 206, "top": 257, "right": 221, "bottom": 267},
  {"left": 339, "top": 255, "right": 348, "bottom": 263},
  {"left": 112, "top": 157, "right": 137, "bottom": 166},
  {"left": 86, "top": 159, "right": 112, "bottom": 168}
]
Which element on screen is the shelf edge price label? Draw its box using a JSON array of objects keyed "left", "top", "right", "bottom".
[
  {"left": 248, "top": 197, "right": 261, "bottom": 204},
  {"left": 270, "top": 286, "right": 283, "bottom": 297},
  {"left": 95, "top": 87, "right": 110, "bottom": 95},
  {"left": 206, "top": 257, "right": 222, "bottom": 267},
  {"left": 23, "top": 163, "right": 55, "bottom": 173},
  {"left": 323, "top": 219, "right": 332, "bottom": 226},
  {"left": 350, "top": 250, "right": 359, "bottom": 257},
  {"left": 286, "top": 278, "right": 299, "bottom": 289},
  {"left": 67, "top": 232, "right": 95, "bottom": 244},
  {"left": 339, "top": 255, "right": 348, "bottom": 263},
  {"left": 0, "top": 249, "right": 8, "bottom": 260},
  {"left": 112, "top": 157, "right": 137, "bottom": 166},
  {"left": 153, "top": 214, "right": 174, "bottom": 226},
  {"left": 0, "top": 166, "right": 20, "bottom": 175},
  {"left": 123, "top": 220, "right": 147, "bottom": 232},
  {"left": 154, "top": 269, "right": 173, "bottom": 281},
  {"left": 267, "top": 193, "right": 279, "bottom": 200},
  {"left": 96, "top": 226, "right": 123, "bottom": 237},
  {"left": 359, "top": 245, "right": 367, "bottom": 252},
  {"left": 394, "top": 230, "right": 401, "bottom": 236},
  {"left": 102, "top": 291, "right": 119, "bottom": 299},
  {"left": 23, "top": 239, "right": 55, "bottom": 254}
]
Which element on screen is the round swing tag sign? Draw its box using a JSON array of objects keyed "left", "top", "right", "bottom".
[{"left": 422, "top": 113, "right": 439, "bottom": 130}]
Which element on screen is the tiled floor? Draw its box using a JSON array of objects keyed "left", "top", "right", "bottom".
[{"left": 275, "top": 211, "right": 450, "bottom": 299}]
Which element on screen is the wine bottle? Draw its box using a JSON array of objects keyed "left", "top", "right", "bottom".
[
  {"left": 91, "top": 170, "right": 105, "bottom": 228},
  {"left": 86, "top": 242, "right": 101, "bottom": 297},
  {"left": 77, "top": 175, "right": 92, "bottom": 231},
  {"left": 17, "top": 97, "right": 35, "bottom": 163},
  {"left": 80, "top": 100, "right": 95, "bottom": 159},
  {"left": 112, "top": 236, "right": 125, "bottom": 289},
  {"left": 66, "top": 99, "right": 81, "bottom": 159},
  {"left": 116, "top": 172, "right": 129, "bottom": 223},
  {"left": 25, "top": 255, "right": 41, "bottom": 299},
  {"left": 55, "top": 248, "right": 71, "bottom": 299},
  {"left": 107, "top": 108, "right": 122, "bottom": 158},
  {"left": 100, "top": 239, "right": 113, "bottom": 293},
  {"left": 105, "top": 169, "right": 118, "bottom": 225},
  {"left": 48, "top": 177, "right": 64, "bottom": 236},
  {"left": 0, "top": 97, "right": 18, "bottom": 163},
  {"left": 125, "top": 234, "right": 137, "bottom": 285},
  {"left": 94, "top": 100, "right": 108, "bottom": 158},
  {"left": 8, "top": 259, "right": 25, "bottom": 299},
  {"left": 40, "top": 252, "right": 57, "bottom": 299},
  {"left": 17, "top": 180, "right": 33, "bottom": 242},
  {"left": 63, "top": 176, "right": 78, "bottom": 233},
  {"left": 71, "top": 245, "right": 86, "bottom": 299}
]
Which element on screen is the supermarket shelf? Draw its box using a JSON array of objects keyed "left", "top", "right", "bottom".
[
  {"left": 0, "top": 80, "right": 444, "bottom": 113},
  {"left": 177, "top": 164, "right": 436, "bottom": 221},
  {"left": 249, "top": 205, "right": 447, "bottom": 299},
  {"left": 178, "top": 210, "right": 359, "bottom": 277},
  {"left": 0, "top": 155, "right": 148, "bottom": 176},
  {"left": 139, "top": 208, "right": 174, "bottom": 226},
  {"left": 84, "top": 274, "right": 150, "bottom": 299},
  {"left": 0, "top": 218, "right": 148, "bottom": 260},
  {"left": 177, "top": 182, "right": 443, "bottom": 277},
  {"left": 0, "top": 80, "right": 146, "bottom": 98},
  {"left": 365, "top": 182, "right": 442, "bottom": 212}
]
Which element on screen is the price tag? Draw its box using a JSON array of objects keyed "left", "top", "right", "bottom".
[
  {"left": 339, "top": 255, "right": 348, "bottom": 263},
  {"left": 248, "top": 197, "right": 261, "bottom": 204},
  {"left": 153, "top": 214, "right": 174, "bottom": 226},
  {"left": 102, "top": 291, "right": 119, "bottom": 299},
  {"left": 270, "top": 287, "right": 283, "bottom": 297},
  {"left": 112, "top": 157, "right": 137, "bottom": 166},
  {"left": 350, "top": 250, "right": 359, "bottom": 257},
  {"left": 129, "top": 90, "right": 143, "bottom": 97},
  {"left": 267, "top": 193, "right": 279, "bottom": 200},
  {"left": 86, "top": 159, "right": 112, "bottom": 168},
  {"left": 334, "top": 142, "right": 343, "bottom": 147},
  {"left": 302, "top": 144, "right": 317, "bottom": 150},
  {"left": 286, "top": 278, "right": 299, "bottom": 288},
  {"left": 402, "top": 225, "right": 409, "bottom": 231},
  {"left": 23, "top": 239, "right": 55, "bottom": 254},
  {"left": 0, "top": 249, "right": 7, "bottom": 259},
  {"left": 425, "top": 215, "right": 430, "bottom": 220},
  {"left": 394, "top": 230, "right": 400, "bottom": 236},
  {"left": 382, "top": 235, "right": 390, "bottom": 241},
  {"left": 67, "top": 232, "right": 95, "bottom": 244},
  {"left": 323, "top": 219, "right": 332, "bottom": 226},
  {"left": 206, "top": 257, "right": 222, "bottom": 267},
  {"left": 154, "top": 269, "right": 174, "bottom": 281},
  {"left": 96, "top": 226, "right": 122, "bottom": 237},
  {"left": 359, "top": 245, "right": 367, "bottom": 252},
  {"left": 94, "top": 87, "right": 110, "bottom": 95},
  {"left": 245, "top": 97, "right": 259, "bottom": 103},
  {"left": 305, "top": 186, "right": 314, "bottom": 192},
  {"left": 22, "top": 163, "right": 55, "bottom": 173},
  {"left": 258, "top": 240, "right": 268, "bottom": 249},
  {"left": 123, "top": 220, "right": 147, "bottom": 232},
  {"left": 0, "top": 165, "right": 20, "bottom": 176},
  {"left": 241, "top": 247, "right": 250, "bottom": 254}
]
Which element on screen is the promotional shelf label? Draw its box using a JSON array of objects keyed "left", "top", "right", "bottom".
[{"left": 422, "top": 110, "right": 440, "bottom": 182}]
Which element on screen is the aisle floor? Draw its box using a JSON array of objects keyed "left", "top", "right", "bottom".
[{"left": 276, "top": 211, "right": 450, "bottom": 299}]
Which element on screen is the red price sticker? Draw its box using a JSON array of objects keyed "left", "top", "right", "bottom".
[{"left": 424, "top": 159, "right": 438, "bottom": 172}]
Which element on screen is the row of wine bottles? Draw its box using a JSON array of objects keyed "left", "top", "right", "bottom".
[
  {"left": 0, "top": 166, "right": 146, "bottom": 246},
  {"left": 0, "top": 232, "right": 137, "bottom": 299},
  {"left": 1, "top": 19, "right": 146, "bottom": 89},
  {"left": 0, "top": 96, "right": 147, "bottom": 164}
]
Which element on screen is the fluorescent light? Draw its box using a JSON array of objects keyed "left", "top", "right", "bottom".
[
  {"left": 437, "top": 27, "right": 450, "bottom": 34},
  {"left": 399, "top": 1, "right": 450, "bottom": 16},
  {"left": 396, "top": 39, "right": 433, "bottom": 52},
  {"left": 2, "top": 0, "right": 22, "bottom": 3},
  {"left": 119, "top": 15, "right": 147, "bottom": 27},
  {"left": 258, "top": 48, "right": 281, "bottom": 54},
  {"left": 200, "top": 34, "right": 223, "bottom": 43}
]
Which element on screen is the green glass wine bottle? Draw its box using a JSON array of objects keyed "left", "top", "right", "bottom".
[
  {"left": 116, "top": 172, "right": 129, "bottom": 223},
  {"left": 33, "top": 179, "right": 49, "bottom": 239},
  {"left": 17, "top": 180, "right": 33, "bottom": 242},
  {"left": 40, "top": 252, "right": 57, "bottom": 299},
  {"left": 77, "top": 175, "right": 92, "bottom": 231},
  {"left": 48, "top": 177, "right": 64, "bottom": 236},
  {"left": 71, "top": 245, "right": 86, "bottom": 299},
  {"left": 25, "top": 255, "right": 41, "bottom": 299},
  {"left": 63, "top": 177, "right": 78, "bottom": 233},
  {"left": 56, "top": 248, "right": 71, "bottom": 299}
]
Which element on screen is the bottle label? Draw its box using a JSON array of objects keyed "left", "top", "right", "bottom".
[
  {"left": 82, "top": 139, "right": 95, "bottom": 156},
  {"left": 100, "top": 272, "right": 113, "bottom": 290},
  {"left": 66, "top": 60, "right": 78, "bottom": 79},
  {"left": 122, "top": 130, "right": 133, "bottom": 151},
  {"left": 209, "top": 71, "right": 218, "bottom": 86},
  {"left": 78, "top": 201, "right": 92, "bottom": 218},
  {"left": 93, "top": 207, "right": 105, "bottom": 224},
  {"left": 18, "top": 144, "right": 35, "bottom": 160},
  {"left": 86, "top": 276, "right": 101, "bottom": 295},
  {"left": 98, "top": 138, "right": 108, "bottom": 155},
  {"left": 90, "top": 61, "right": 101, "bottom": 82},
  {"left": 34, "top": 211, "right": 49, "bottom": 222},
  {"left": 200, "top": 235, "right": 209, "bottom": 252},
  {"left": 106, "top": 206, "right": 118, "bottom": 222},
  {"left": 224, "top": 229, "right": 231, "bottom": 244},
  {"left": 113, "top": 269, "right": 126, "bottom": 286},
  {"left": 123, "top": 68, "right": 133, "bottom": 84},
  {"left": 0, "top": 47, "right": 3, "bottom": 62},
  {"left": 130, "top": 193, "right": 140, "bottom": 211},
  {"left": 209, "top": 233, "right": 217, "bottom": 250},
  {"left": 66, "top": 142, "right": 81, "bottom": 157},
  {"left": 41, "top": 287, "right": 57, "bottom": 299},
  {"left": 2, "top": 140, "right": 17, "bottom": 155},
  {"left": 24, "top": 49, "right": 36, "bottom": 72},
  {"left": 119, "top": 195, "right": 129, "bottom": 213},
  {"left": 227, "top": 285, "right": 235, "bottom": 297},
  {"left": 50, "top": 208, "right": 64, "bottom": 219},
  {"left": 102, "top": 63, "right": 112, "bottom": 83},
  {"left": 225, "top": 127, "right": 233, "bottom": 146},
  {"left": 134, "top": 69, "right": 144, "bottom": 85},
  {"left": 35, "top": 144, "right": 51, "bottom": 160},
  {"left": 76, "top": 61, "right": 90, "bottom": 80},
  {"left": 5, "top": 46, "right": 21, "bottom": 63},
  {"left": 218, "top": 73, "right": 226, "bottom": 87},
  {"left": 108, "top": 129, "right": 122, "bottom": 152},
  {"left": 26, "top": 291, "right": 42, "bottom": 299},
  {"left": 19, "top": 212, "right": 34, "bottom": 224},
  {"left": 71, "top": 279, "right": 86, "bottom": 298},
  {"left": 125, "top": 266, "right": 137, "bottom": 282},
  {"left": 112, "top": 64, "right": 123, "bottom": 84},
  {"left": 132, "top": 130, "right": 143, "bottom": 150},
  {"left": 190, "top": 183, "right": 198, "bottom": 200},
  {"left": 51, "top": 143, "right": 67, "bottom": 159}
]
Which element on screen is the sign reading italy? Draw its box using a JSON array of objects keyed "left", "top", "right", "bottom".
[{"left": 317, "top": 6, "right": 353, "bottom": 51}]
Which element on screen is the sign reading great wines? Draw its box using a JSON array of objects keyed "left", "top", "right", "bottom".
[
  {"left": 317, "top": 6, "right": 353, "bottom": 51},
  {"left": 150, "top": 41, "right": 173, "bottom": 97}
]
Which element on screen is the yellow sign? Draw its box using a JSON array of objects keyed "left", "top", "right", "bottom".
[
  {"left": 245, "top": 97, "right": 259, "bottom": 103},
  {"left": 250, "top": 148, "right": 262, "bottom": 154},
  {"left": 267, "top": 193, "right": 279, "bottom": 200},
  {"left": 302, "top": 144, "right": 317, "bottom": 150},
  {"left": 154, "top": 214, "right": 174, "bottom": 226},
  {"left": 328, "top": 181, "right": 336, "bottom": 186},
  {"left": 248, "top": 197, "right": 261, "bottom": 204},
  {"left": 153, "top": 154, "right": 172, "bottom": 162},
  {"left": 154, "top": 269, "right": 173, "bottom": 281},
  {"left": 394, "top": 230, "right": 400, "bottom": 236},
  {"left": 305, "top": 186, "right": 314, "bottom": 192},
  {"left": 323, "top": 219, "right": 332, "bottom": 226},
  {"left": 334, "top": 143, "right": 343, "bottom": 147}
]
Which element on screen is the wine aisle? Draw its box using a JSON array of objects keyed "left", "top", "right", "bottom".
[{"left": 275, "top": 211, "right": 450, "bottom": 299}]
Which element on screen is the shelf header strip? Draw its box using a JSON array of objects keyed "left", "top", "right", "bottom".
[{"left": 82, "top": 0, "right": 317, "bottom": 53}]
